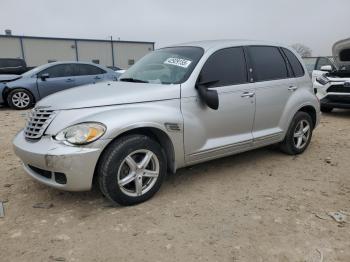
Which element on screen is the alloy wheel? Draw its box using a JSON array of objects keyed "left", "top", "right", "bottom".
[
  {"left": 293, "top": 120, "right": 311, "bottom": 149},
  {"left": 117, "top": 149, "right": 160, "bottom": 197},
  {"left": 11, "top": 92, "right": 30, "bottom": 108}
]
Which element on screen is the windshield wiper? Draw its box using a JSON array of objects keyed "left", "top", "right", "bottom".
[{"left": 119, "top": 78, "right": 148, "bottom": 83}]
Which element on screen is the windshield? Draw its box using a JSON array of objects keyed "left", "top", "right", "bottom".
[{"left": 120, "top": 47, "right": 204, "bottom": 84}]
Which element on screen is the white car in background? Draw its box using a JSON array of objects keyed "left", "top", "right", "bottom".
[
  {"left": 108, "top": 66, "right": 126, "bottom": 79},
  {"left": 312, "top": 38, "right": 350, "bottom": 112}
]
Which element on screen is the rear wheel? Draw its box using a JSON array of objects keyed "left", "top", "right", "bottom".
[
  {"left": 97, "top": 134, "right": 167, "bottom": 206},
  {"left": 320, "top": 106, "right": 333, "bottom": 113},
  {"left": 7, "top": 89, "right": 34, "bottom": 110},
  {"left": 280, "top": 112, "right": 313, "bottom": 155}
]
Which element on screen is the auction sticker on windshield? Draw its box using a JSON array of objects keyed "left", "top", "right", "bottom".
[{"left": 164, "top": 58, "right": 192, "bottom": 68}]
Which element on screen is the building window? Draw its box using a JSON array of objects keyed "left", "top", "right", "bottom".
[
  {"left": 128, "top": 59, "right": 135, "bottom": 66},
  {"left": 92, "top": 59, "right": 100, "bottom": 64}
]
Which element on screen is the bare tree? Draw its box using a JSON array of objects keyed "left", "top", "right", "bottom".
[{"left": 291, "top": 43, "right": 312, "bottom": 57}]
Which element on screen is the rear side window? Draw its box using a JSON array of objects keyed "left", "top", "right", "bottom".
[
  {"left": 199, "top": 47, "right": 247, "bottom": 87},
  {"left": 248, "top": 46, "right": 288, "bottom": 82},
  {"left": 283, "top": 48, "right": 305, "bottom": 77},
  {"left": 74, "top": 64, "right": 106, "bottom": 76},
  {"left": 40, "top": 64, "right": 75, "bottom": 78}
]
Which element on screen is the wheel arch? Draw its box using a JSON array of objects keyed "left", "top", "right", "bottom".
[
  {"left": 298, "top": 105, "right": 317, "bottom": 128},
  {"left": 93, "top": 126, "right": 177, "bottom": 187},
  {"left": 5, "top": 87, "right": 36, "bottom": 103}
]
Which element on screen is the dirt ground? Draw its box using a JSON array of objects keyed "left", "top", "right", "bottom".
[{"left": 0, "top": 108, "right": 349, "bottom": 262}]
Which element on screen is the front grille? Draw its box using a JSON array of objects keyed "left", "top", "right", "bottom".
[
  {"left": 327, "top": 84, "right": 350, "bottom": 93},
  {"left": 24, "top": 108, "right": 56, "bottom": 139}
]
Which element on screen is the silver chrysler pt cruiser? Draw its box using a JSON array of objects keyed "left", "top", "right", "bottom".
[{"left": 13, "top": 40, "right": 320, "bottom": 205}]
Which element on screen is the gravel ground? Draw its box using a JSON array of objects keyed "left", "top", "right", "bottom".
[{"left": 0, "top": 108, "right": 350, "bottom": 262}]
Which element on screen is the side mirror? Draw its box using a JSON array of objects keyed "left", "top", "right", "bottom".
[
  {"left": 195, "top": 80, "right": 219, "bottom": 110},
  {"left": 320, "top": 65, "right": 332, "bottom": 72},
  {"left": 39, "top": 73, "right": 50, "bottom": 81}
]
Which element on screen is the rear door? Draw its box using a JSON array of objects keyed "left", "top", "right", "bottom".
[
  {"left": 73, "top": 64, "right": 106, "bottom": 86},
  {"left": 37, "top": 64, "right": 77, "bottom": 98},
  {"left": 247, "top": 46, "right": 295, "bottom": 145}
]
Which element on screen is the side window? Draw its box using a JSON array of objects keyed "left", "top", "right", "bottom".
[
  {"left": 282, "top": 48, "right": 305, "bottom": 77},
  {"left": 75, "top": 64, "right": 106, "bottom": 76},
  {"left": 248, "top": 46, "right": 288, "bottom": 82},
  {"left": 302, "top": 58, "right": 317, "bottom": 73},
  {"left": 315, "top": 57, "right": 333, "bottom": 70},
  {"left": 199, "top": 47, "right": 247, "bottom": 87},
  {"left": 40, "top": 64, "right": 74, "bottom": 78}
]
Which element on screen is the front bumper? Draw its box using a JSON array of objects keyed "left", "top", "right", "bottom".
[
  {"left": 13, "top": 130, "right": 111, "bottom": 191},
  {"left": 0, "top": 83, "right": 5, "bottom": 105},
  {"left": 321, "top": 95, "right": 350, "bottom": 109}
]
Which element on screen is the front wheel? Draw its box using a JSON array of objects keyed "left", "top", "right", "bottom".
[
  {"left": 7, "top": 89, "right": 34, "bottom": 110},
  {"left": 97, "top": 134, "right": 167, "bottom": 206},
  {"left": 279, "top": 112, "right": 313, "bottom": 155}
]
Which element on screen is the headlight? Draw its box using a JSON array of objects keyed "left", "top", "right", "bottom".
[
  {"left": 316, "top": 75, "right": 329, "bottom": 85},
  {"left": 55, "top": 122, "right": 106, "bottom": 145}
]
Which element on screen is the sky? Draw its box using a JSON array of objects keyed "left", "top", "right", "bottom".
[{"left": 0, "top": 0, "right": 349, "bottom": 56}]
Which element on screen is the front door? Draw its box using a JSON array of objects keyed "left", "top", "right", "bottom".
[
  {"left": 37, "top": 64, "right": 77, "bottom": 98},
  {"left": 182, "top": 47, "right": 256, "bottom": 164}
]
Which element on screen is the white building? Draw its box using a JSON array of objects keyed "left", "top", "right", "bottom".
[{"left": 0, "top": 34, "right": 154, "bottom": 69}]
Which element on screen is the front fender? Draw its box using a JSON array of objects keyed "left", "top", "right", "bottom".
[{"left": 45, "top": 99, "right": 185, "bottom": 168}]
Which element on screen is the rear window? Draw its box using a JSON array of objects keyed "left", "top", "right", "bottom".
[
  {"left": 199, "top": 47, "right": 247, "bottom": 87},
  {"left": 248, "top": 46, "right": 288, "bottom": 82},
  {"left": 283, "top": 48, "right": 305, "bottom": 77}
]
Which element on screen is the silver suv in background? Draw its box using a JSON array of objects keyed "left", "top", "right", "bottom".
[
  {"left": 13, "top": 40, "right": 320, "bottom": 205},
  {"left": 1, "top": 61, "right": 118, "bottom": 109}
]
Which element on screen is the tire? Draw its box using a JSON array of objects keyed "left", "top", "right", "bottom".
[
  {"left": 279, "top": 112, "right": 313, "bottom": 155},
  {"left": 7, "top": 88, "right": 34, "bottom": 110},
  {"left": 97, "top": 134, "right": 167, "bottom": 206},
  {"left": 320, "top": 106, "right": 333, "bottom": 113}
]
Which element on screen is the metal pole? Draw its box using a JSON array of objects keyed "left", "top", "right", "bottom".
[
  {"left": 75, "top": 39, "right": 79, "bottom": 61},
  {"left": 19, "top": 36, "right": 25, "bottom": 60},
  {"left": 110, "top": 36, "right": 115, "bottom": 67}
]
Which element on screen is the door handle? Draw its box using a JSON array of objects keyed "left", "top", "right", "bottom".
[
  {"left": 94, "top": 76, "right": 102, "bottom": 80},
  {"left": 288, "top": 86, "right": 298, "bottom": 91},
  {"left": 241, "top": 91, "right": 255, "bottom": 98},
  {"left": 66, "top": 78, "right": 74, "bottom": 82}
]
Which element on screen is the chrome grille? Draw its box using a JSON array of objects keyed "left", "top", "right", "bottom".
[{"left": 24, "top": 108, "right": 56, "bottom": 139}]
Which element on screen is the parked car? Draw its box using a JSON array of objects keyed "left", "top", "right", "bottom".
[
  {"left": 302, "top": 56, "right": 337, "bottom": 82},
  {"left": 108, "top": 66, "right": 126, "bottom": 79},
  {"left": 313, "top": 38, "right": 350, "bottom": 112},
  {"left": 0, "top": 58, "right": 30, "bottom": 75},
  {"left": 1, "top": 61, "right": 118, "bottom": 109},
  {"left": 13, "top": 40, "right": 320, "bottom": 205}
]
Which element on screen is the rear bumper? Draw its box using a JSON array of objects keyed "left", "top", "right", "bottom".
[{"left": 13, "top": 130, "right": 111, "bottom": 191}]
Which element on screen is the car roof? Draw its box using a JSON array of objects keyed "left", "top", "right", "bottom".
[
  {"left": 47, "top": 61, "right": 104, "bottom": 66},
  {"left": 167, "top": 39, "right": 291, "bottom": 52}
]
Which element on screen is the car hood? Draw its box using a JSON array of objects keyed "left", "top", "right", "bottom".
[
  {"left": 333, "top": 38, "right": 350, "bottom": 67},
  {"left": 0, "top": 74, "right": 22, "bottom": 82},
  {"left": 37, "top": 81, "right": 181, "bottom": 110}
]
